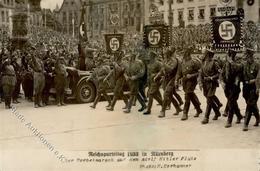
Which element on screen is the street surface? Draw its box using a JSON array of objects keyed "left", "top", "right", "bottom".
[{"left": 0, "top": 86, "right": 259, "bottom": 171}]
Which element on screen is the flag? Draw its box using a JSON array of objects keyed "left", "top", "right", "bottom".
[{"left": 79, "top": 3, "right": 88, "bottom": 42}]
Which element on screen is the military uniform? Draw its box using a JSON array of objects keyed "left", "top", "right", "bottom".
[
  {"left": 43, "top": 58, "right": 54, "bottom": 105},
  {"left": 221, "top": 50, "right": 243, "bottom": 128},
  {"left": 89, "top": 59, "right": 111, "bottom": 108},
  {"left": 22, "top": 55, "right": 34, "bottom": 101},
  {"left": 172, "top": 57, "right": 184, "bottom": 108},
  {"left": 31, "top": 55, "right": 45, "bottom": 108},
  {"left": 241, "top": 49, "right": 259, "bottom": 131},
  {"left": 143, "top": 52, "right": 163, "bottom": 115},
  {"left": 106, "top": 53, "right": 128, "bottom": 111},
  {"left": 54, "top": 57, "right": 67, "bottom": 106},
  {"left": 1, "top": 59, "right": 16, "bottom": 109},
  {"left": 157, "top": 49, "right": 182, "bottom": 118},
  {"left": 11, "top": 57, "right": 22, "bottom": 103},
  {"left": 178, "top": 49, "right": 202, "bottom": 120},
  {"left": 124, "top": 55, "right": 146, "bottom": 113},
  {"left": 200, "top": 50, "right": 221, "bottom": 124}
]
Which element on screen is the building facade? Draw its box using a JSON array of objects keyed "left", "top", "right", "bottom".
[
  {"left": 82, "top": 0, "right": 144, "bottom": 38},
  {"left": 144, "top": 0, "right": 260, "bottom": 27},
  {"left": 56, "top": 0, "right": 81, "bottom": 37},
  {"left": 0, "top": 0, "right": 15, "bottom": 28}
]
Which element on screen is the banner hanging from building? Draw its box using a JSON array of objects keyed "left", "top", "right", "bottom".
[
  {"left": 104, "top": 34, "right": 124, "bottom": 54},
  {"left": 79, "top": 3, "right": 88, "bottom": 43},
  {"left": 211, "top": 15, "right": 243, "bottom": 51}
]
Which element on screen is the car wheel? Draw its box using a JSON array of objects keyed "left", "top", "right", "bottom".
[{"left": 76, "top": 81, "right": 96, "bottom": 103}]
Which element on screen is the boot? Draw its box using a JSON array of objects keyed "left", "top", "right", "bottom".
[
  {"left": 236, "top": 115, "right": 243, "bottom": 124},
  {"left": 124, "top": 108, "right": 131, "bottom": 114},
  {"left": 5, "top": 105, "right": 11, "bottom": 109},
  {"left": 212, "top": 115, "right": 219, "bottom": 120},
  {"left": 223, "top": 111, "right": 228, "bottom": 117},
  {"left": 122, "top": 105, "right": 127, "bottom": 109},
  {"left": 143, "top": 110, "right": 151, "bottom": 115},
  {"left": 181, "top": 113, "right": 188, "bottom": 121},
  {"left": 242, "top": 125, "right": 248, "bottom": 131},
  {"left": 194, "top": 108, "right": 203, "bottom": 118},
  {"left": 201, "top": 117, "right": 209, "bottom": 124},
  {"left": 90, "top": 105, "right": 96, "bottom": 109},
  {"left": 254, "top": 114, "right": 260, "bottom": 126},
  {"left": 173, "top": 108, "right": 182, "bottom": 115},
  {"left": 138, "top": 105, "right": 147, "bottom": 112},
  {"left": 158, "top": 111, "right": 165, "bottom": 118},
  {"left": 106, "top": 106, "right": 114, "bottom": 111},
  {"left": 225, "top": 121, "right": 232, "bottom": 128}
]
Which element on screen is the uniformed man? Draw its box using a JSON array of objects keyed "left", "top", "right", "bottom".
[
  {"left": 31, "top": 49, "right": 45, "bottom": 108},
  {"left": 241, "top": 48, "right": 259, "bottom": 131},
  {"left": 138, "top": 49, "right": 148, "bottom": 103},
  {"left": 11, "top": 52, "right": 22, "bottom": 104},
  {"left": 155, "top": 48, "right": 182, "bottom": 118},
  {"left": 105, "top": 51, "right": 128, "bottom": 111},
  {"left": 221, "top": 49, "right": 243, "bottom": 128},
  {"left": 54, "top": 56, "right": 67, "bottom": 106},
  {"left": 199, "top": 49, "right": 221, "bottom": 124},
  {"left": 21, "top": 53, "right": 34, "bottom": 102},
  {"left": 89, "top": 57, "right": 111, "bottom": 109},
  {"left": 143, "top": 51, "right": 163, "bottom": 115},
  {"left": 177, "top": 48, "right": 202, "bottom": 121},
  {"left": 1, "top": 55, "right": 16, "bottom": 109},
  {"left": 124, "top": 51, "right": 147, "bottom": 113},
  {"left": 42, "top": 57, "right": 55, "bottom": 106}
]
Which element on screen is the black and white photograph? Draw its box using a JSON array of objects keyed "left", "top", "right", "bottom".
[{"left": 0, "top": 0, "right": 259, "bottom": 170}]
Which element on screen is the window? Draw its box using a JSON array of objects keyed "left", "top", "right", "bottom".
[
  {"left": 198, "top": 8, "right": 205, "bottom": 20},
  {"left": 178, "top": 10, "right": 183, "bottom": 21},
  {"left": 210, "top": 7, "right": 216, "bottom": 17},
  {"left": 124, "top": 18, "right": 128, "bottom": 27},
  {"left": 63, "top": 12, "right": 66, "bottom": 23},
  {"left": 6, "top": 10, "right": 9, "bottom": 22},
  {"left": 1, "top": 11, "right": 5, "bottom": 22},
  {"left": 69, "top": 12, "right": 73, "bottom": 23},
  {"left": 177, "top": 0, "right": 183, "bottom": 3},
  {"left": 123, "top": 3, "right": 129, "bottom": 11},
  {"left": 188, "top": 0, "right": 194, "bottom": 1},
  {"left": 130, "top": 2, "right": 134, "bottom": 11},
  {"left": 74, "top": 12, "right": 77, "bottom": 23},
  {"left": 130, "top": 17, "right": 134, "bottom": 26},
  {"left": 188, "top": 9, "right": 194, "bottom": 21},
  {"left": 100, "top": 22, "right": 104, "bottom": 30}
]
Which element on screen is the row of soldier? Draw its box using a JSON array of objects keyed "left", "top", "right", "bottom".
[
  {"left": 0, "top": 46, "right": 75, "bottom": 108},
  {"left": 89, "top": 47, "right": 259, "bottom": 132}
]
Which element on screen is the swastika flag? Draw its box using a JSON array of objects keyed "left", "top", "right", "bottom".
[
  {"left": 211, "top": 15, "right": 243, "bottom": 51},
  {"left": 105, "top": 34, "right": 124, "bottom": 54},
  {"left": 143, "top": 25, "right": 170, "bottom": 49}
]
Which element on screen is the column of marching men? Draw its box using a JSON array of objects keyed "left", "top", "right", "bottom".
[
  {"left": 88, "top": 46, "right": 259, "bottom": 132},
  {"left": 0, "top": 43, "right": 259, "bottom": 132}
]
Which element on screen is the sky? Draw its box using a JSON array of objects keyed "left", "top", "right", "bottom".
[{"left": 41, "top": 0, "right": 64, "bottom": 10}]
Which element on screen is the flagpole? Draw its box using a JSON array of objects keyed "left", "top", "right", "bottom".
[
  {"left": 72, "top": 18, "right": 75, "bottom": 38},
  {"left": 45, "top": 9, "right": 47, "bottom": 29},
  {"left": 27, "top": 3, "right": 30, "bottom": 33}
]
